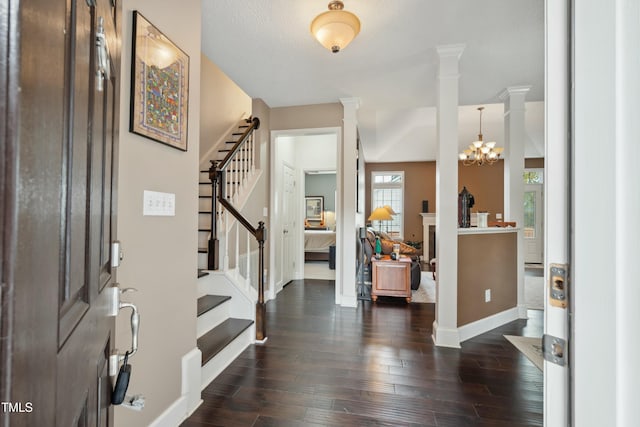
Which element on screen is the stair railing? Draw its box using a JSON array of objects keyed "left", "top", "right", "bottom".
[{"left": 208, "top": 117, "right": 266, "bottom": 340}]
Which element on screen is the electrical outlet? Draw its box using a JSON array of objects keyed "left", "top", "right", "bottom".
[
  {"left": 485, "top": 289, "right": 491, "bottom": 302},
  {"left": 496, "top": 213, "right": 503, "bottom": 220}
]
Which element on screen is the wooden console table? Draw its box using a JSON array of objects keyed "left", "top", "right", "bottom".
[{"left": 371, "top": 255, "right": 412, "bottom": 302}]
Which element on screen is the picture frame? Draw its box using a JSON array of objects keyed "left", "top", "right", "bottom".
[
  {"left": 305, "top": 196, "right": 324, "bottom": 221},
  {"left": 130, "top": 11, "right": 189, "bottom": 151}
]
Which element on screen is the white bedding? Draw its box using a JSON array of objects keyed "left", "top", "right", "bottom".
[{"left": 304, "top": 230, "right": 336, "bottom": 252}]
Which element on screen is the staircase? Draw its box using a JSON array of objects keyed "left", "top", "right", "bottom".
[{"left": 195, "top": 117, "right": 266, "bottom": 390}]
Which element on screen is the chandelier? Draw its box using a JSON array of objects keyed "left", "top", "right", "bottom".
[
  {"left": 310, "top": 1, "right": 361, "bottom": 53},
  {"left": 459, "top": 107, "right": 503, "bottom": 166}
]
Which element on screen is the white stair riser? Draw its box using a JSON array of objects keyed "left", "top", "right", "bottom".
[
  {"left": 198, "top": 253, "right": 208, "bottom": 270},
  {"left": 200, "top": 326, "right": 252, "bottom": 390},
  {"left": 197, "top": 302, "right": 230, "bottom": 338}
]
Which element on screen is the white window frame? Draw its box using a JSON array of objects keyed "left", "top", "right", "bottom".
[{"left": 370, "top": 171, "right": 404, "bottom": 239}]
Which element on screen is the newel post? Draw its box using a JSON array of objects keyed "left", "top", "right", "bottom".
[
  {"left": 208, "top": 161, "right": 220, "bottom": 270},
  {"left": 255, "top": 221, "right": 267, "bottom": 341}
]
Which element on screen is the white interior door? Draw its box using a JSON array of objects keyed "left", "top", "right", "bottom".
[
  {"left": 524, "top": 184, "right": 543, "bottom": 263},
  {"left": 282, "top": 164, "right": 296, "bottom": 284}
]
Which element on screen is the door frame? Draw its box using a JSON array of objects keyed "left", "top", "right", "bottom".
[
  {"left": 269, "top": 128, "right": 341, "bottom": 304},
  {"left": 281, "top": 162, "right": 296, "bottom": 286},
  {"left": 544, "top": 0, "right": 571, "bottom": 424}
]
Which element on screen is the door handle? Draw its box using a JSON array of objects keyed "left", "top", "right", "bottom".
[
  {"left": 119, "top": 300, "right": 140, "bottom": 360},
  {"left": 108, "top": 285, "right": 141, "bottom": 375},
  {"left": 95, "top": 16, "right": 110, "bottom": 92}
]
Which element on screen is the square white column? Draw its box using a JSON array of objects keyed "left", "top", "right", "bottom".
[
  {"left": 433, "top": 44, "right": 465, "bottom": 348},
  {"left": 338, "top": 97, "right": 360, "bottom": 307},
  {"left": 500, "top": 86, "right": 530, "bottom": 319}
]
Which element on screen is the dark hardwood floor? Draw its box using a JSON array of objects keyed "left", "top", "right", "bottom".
[{"left": 182, "top": 279, "right": 543, "bottom": 426}]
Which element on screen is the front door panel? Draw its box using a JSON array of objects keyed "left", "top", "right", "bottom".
[
  {"left": 3, "top": 0, "right": 121, "bottom": 425},
  {"left": 56, "top": 0, "right": 120, "bottom": 425}
]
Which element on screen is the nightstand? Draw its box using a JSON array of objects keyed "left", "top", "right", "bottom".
[{"left": 370, "top": 255, "right": 412, "bottom": 302}]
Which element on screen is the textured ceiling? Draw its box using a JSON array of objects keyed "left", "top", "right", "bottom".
[{"left": 201, "top": 0, "right": 545, "bottom": 162}]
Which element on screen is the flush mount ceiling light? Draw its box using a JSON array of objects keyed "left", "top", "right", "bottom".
[
  {"left": 459, "top": 107, "right": 504, "bottom": 166},
  {"left": 310, "top": 1, "right": 361, "bottom": 53}
]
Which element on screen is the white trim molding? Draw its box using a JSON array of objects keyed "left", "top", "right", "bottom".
[
  {"left": 431, "top": 321, "right": 461, "bottom": 348},
  {"left": 458, "top": 307, "right": 519, "bottom": 342}
]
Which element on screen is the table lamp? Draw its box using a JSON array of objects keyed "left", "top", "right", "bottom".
[{"left": 368, "top": 206, "right": 393, "bottom": 233}]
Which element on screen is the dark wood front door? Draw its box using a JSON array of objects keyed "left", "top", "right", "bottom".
[{"left": 1, "top": 0, "right": 121, "bottom": 425}]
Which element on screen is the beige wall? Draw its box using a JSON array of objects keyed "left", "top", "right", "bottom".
[
  {"left": 458, "top": 160, "right": 505, "bottom": 219},
  {"left": 199, "top": 55, "right": 252, "bottom": 164},
  {"left": 365, "top": 162, "right": 436, "bottom": 242},
  {"left": 525, "top": 157, "right": 545, "bottom": 168},
  {"left": 115, "top": 1, "right": 201, "bottom": 425},
  {"left": 457, "top": 232, "right": 517, "bottom": 326},
  {"left": 364, "top": 160, "right": 508, "bottom": 242},
  {"left": 270, "top": 103, "right": 343, "bottom": 130}
]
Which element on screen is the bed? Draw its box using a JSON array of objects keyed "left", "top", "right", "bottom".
[{"left": 304, "top": 229, "right": 336, "bottom": 261}]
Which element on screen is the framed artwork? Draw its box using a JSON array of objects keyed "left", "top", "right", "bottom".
[
  {"left": 130, "top": 11, "right": 189, "bottom": 151},
  {"left": 305, "top": 196, "right": 324, "bottom": 221}
]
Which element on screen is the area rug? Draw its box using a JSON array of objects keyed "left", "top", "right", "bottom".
[
  {"left": 524, "top": 275, "right": 544, "bottom": 310},
  {"left": 504, "top": 335, "right": 543, "bottom": 371},
  {"left": 412, "top": 272, "right": 435, "bottom": 303}
]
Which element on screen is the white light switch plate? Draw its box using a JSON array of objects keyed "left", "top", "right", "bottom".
[{"left": 143, "top": 190, "right": 175, "bottom": 216}]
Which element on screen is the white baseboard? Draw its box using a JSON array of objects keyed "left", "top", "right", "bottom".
[
  {"left": 458, "top": 307, "right": 519, "bottom": 342},
  {"left": 432, "top": 320, "right": 461, "bottom": 348},
  {"left": 182, "top": 348, "right": 203, "bottom": 416},
  {"left": 340, "top": 294, "right": 358, "bottom": 308},
  {"left": 518, "top": 303, "right": 529, "bottom": 318},
  {"left": 148, "top": 396, "right": 188, "bottom": 427}
]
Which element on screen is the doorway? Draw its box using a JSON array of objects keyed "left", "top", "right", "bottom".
[
  {"left": 303, "top": 170, "right": 337, "bottom": 281},
  {"left": 269, "top": 130, "right": 340, "bottom": 300}
]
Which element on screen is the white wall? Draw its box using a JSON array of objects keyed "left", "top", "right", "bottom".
[{"left": 115, "top": 1, "right": 200, "bottom": 425}]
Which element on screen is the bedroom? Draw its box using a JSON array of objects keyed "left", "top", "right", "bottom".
[{"left": 304, "top": 171, "right": 337, "bottom": 280}]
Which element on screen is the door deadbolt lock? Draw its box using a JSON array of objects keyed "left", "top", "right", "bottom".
[{"left": 549, "top": 263, "right": 568, "bottom": 308}]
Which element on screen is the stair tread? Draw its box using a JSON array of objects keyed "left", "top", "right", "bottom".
[
  {"left": 198, "top": 318, "right": 254, "bottom": 365},
  {"left": 198, "top": 248, "right": 207, "bottom": 253},
  {"left": 198, "top": 228, "right": 212, "bottom": 232},
  {"left": 197, "top": 295, "right": 231, "bottom": 316},
  {"left": 199, "top": 195, "right": 212, "bottom": 198},
  {"left": 197, "top": 269, "right": 210, "bottom": 279},
  {"left": 198, "top": 211, "right": 211, "bottom": 214}
]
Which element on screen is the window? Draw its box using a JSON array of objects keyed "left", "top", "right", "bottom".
[
  {"left": 523, "top": 169, "right": 543, "bottom": 238},
  {"left": 523, "top": 169, "right": 544, "bottom": 184},
  {"left": 371, "top": 171, "right": 404, "bottom": 238}
]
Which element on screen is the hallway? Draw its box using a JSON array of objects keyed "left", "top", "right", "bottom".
[{"left": 182, "top": 279, "right": 543, "bottom": 426}]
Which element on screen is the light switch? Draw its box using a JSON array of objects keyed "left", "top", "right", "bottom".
[{"left": 143, "top": 190, "right": 176, "bottom": 216}]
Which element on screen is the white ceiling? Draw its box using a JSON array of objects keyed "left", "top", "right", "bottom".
[{"left": 201, "top": 0, "right": 545, "bottom": 162}]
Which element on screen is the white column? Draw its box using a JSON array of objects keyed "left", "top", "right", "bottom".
[
  {"left": 499, "top": 85, "right": 530, "bottom": 319},
  {"left": 338, "top": 97, "right": 360, "bottom": 307},
  {"left": 432, "top": 44, "right": 464, "bottom": 348}
]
